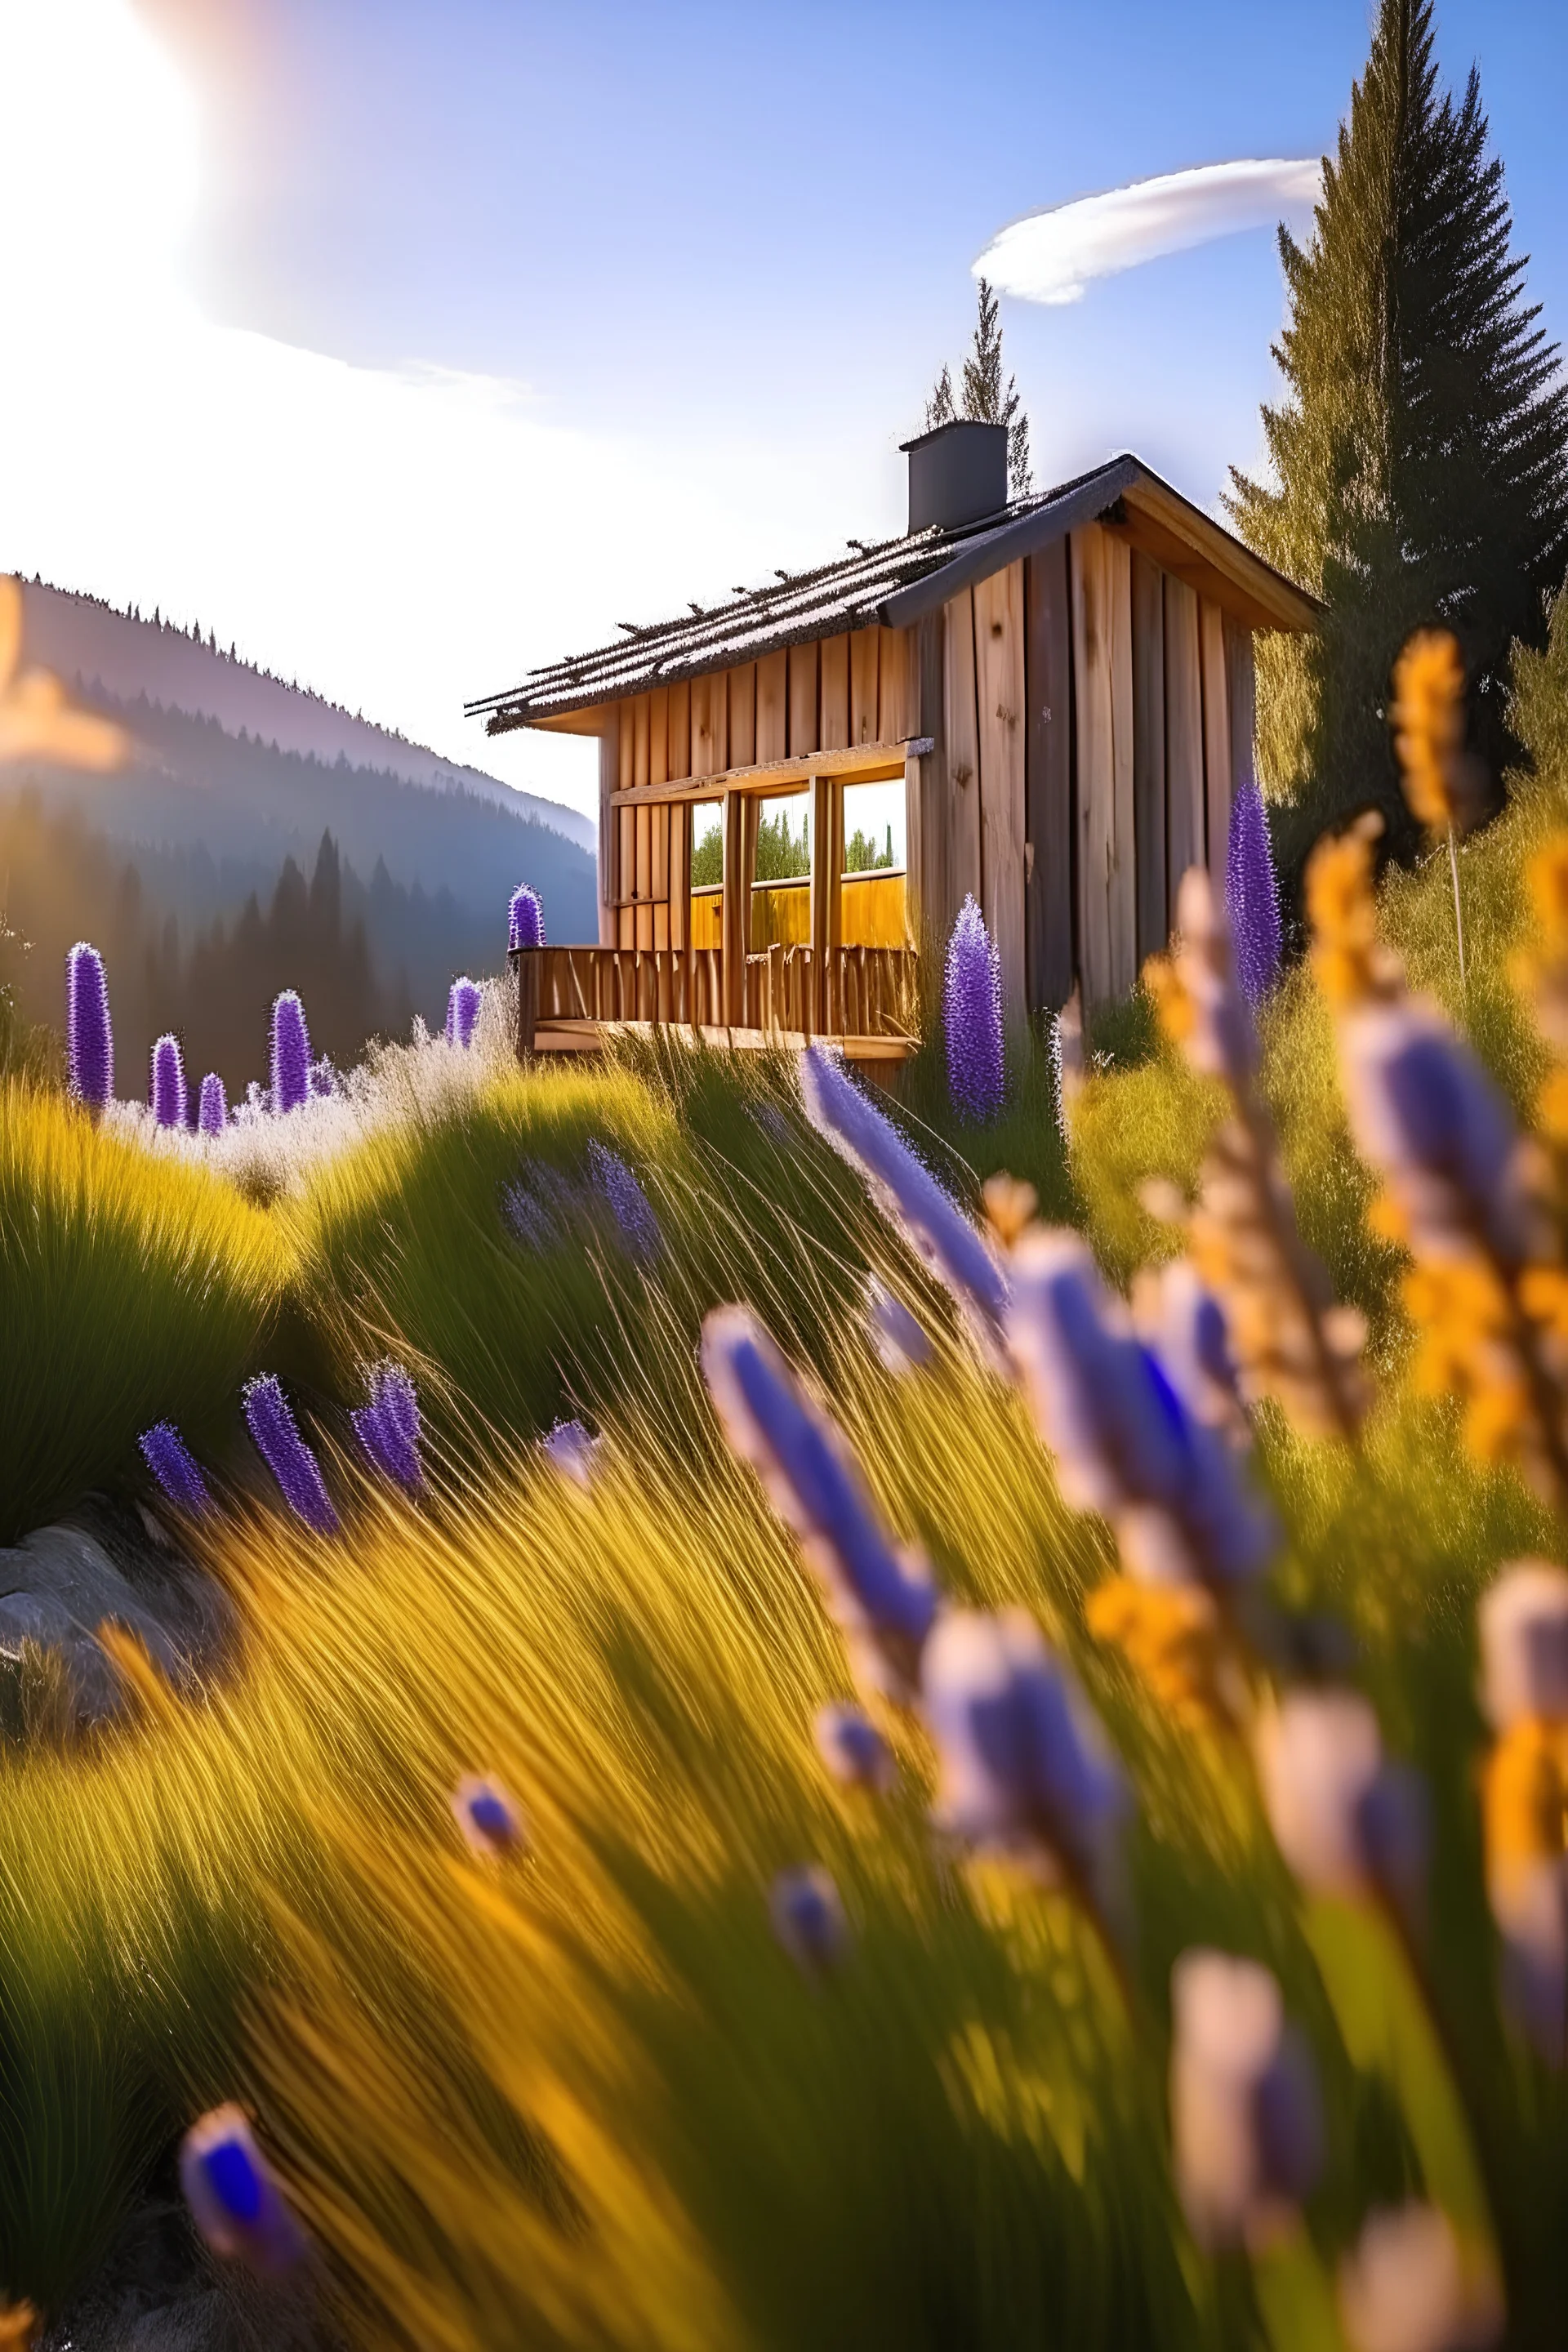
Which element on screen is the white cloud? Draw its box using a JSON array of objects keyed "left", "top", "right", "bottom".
[
  {"left": 975, "top": 159, "right": 1322, "bottom": 307},
  {"left": 0, "top": 0, "right": 861, "bottom": 822}
]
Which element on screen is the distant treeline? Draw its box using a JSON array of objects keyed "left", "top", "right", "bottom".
[{"left": 0, "top": 794, "right": 517, "bottom": 1098}]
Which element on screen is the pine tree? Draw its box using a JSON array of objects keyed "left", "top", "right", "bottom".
[
  {"left": 1227, "top": 0, "right": 1568, "bottom": 851},
  {"left": 924, "top": 277, "right": 1034, "bottom": 497}
]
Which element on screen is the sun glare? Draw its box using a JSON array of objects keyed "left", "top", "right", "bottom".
[{"left": 1, "top": 0, "right": 200, "bottom": 315}]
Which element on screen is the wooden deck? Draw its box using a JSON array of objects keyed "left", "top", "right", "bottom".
[{"left": 510, "top": 943, "right": 919, "bottom": 1064}]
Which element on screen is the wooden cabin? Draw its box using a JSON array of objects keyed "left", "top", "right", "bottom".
[{"left": 469, "top": 421, "right": 1315, "bottom": 1060}]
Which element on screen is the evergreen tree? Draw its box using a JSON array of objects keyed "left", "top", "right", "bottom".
[
  {"left": 1227, "top": 0, "right": 1568, "bottom": 852},
  {"left": 924, "top": 277, "right": 1034, "bottom": 497}
]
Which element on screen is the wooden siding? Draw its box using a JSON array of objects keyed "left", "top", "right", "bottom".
[
  {"left": 1024, "top": 540, "right": 1073, "bottom": 1014},
  {"left": 1130, "top": 550, "right": 1167, "bottom": 964},
  {"left": 1070, "top": 523, "right": 1137, "bottom": 1009},
  {"left": 877, "top": 626, "right": 910, "bottom": 743},
  {"left": 820, "top": 633, "right": 849, "bottom": 753},
  {"left": 1200, "top": 595, "right": 1230, "bottom": 875},
  {"left": 1165, "top": 576, "right": 1205, "bottom": 898},
  {"left": 728, "top": 662, "right": 756, "bottom": 768},
  {"left": 907, "top": 608, "right": 951, "bottom": 951},
  {"left": 599, "top": 723, "right": 618, "bottom": 947},
  {"left": 942, "top": 586, "right": 982, "bottom": 915},
  {"left": 666, "top": 679, "right": 692, "bottom": 783},
  {"left": 788, "top": 639, "right": 819, "bottom": 759},
  {"left": 755, "top": 649, "right": 788, "bottom": 764},
  {"left": 850, "top": 627, "right": 880, "bottom": 746},
  {"left": 973, "top": 560, "right": 1027, "bottom": 1031},
  {"left": 1225, "top": 617, "right": 1256, "bottom": 810}
]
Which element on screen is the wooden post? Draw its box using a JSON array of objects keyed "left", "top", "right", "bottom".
[
  {"left": 722, "top": 791, "right": 760, "bottom": 1027},
  {"left": 809, "top": 772, "right": 844, "bottom": 1034},
  {"left": 1130, "top": 550, "right": 1167, "bottom": 966},
  {"left": 973, "top": 559, "right": 1028, "bottom": 1035},
  {"left": 598, "top": 720, "right": 619, "bottom": 950},
  {"left": 1024, "top": 541, "right": 1073, "bottom": 1015},
  {"left": 515, "top": 951, "right": 539, "bottom": 1062},
  {"left": 1164, "top": 575, "right": 1205, "bottom": 919}
]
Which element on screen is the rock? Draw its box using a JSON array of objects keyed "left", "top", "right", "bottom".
[
  {"left": 41, "top": 2192, "right": 327, "bottom": 2352},
  {"left": 0, "top": 1513, "right": 236, "bottom": 1736}
]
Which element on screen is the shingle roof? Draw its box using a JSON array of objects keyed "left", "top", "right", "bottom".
[{"left": 467, "top": 454, "right": 1313, "bottom": 734}]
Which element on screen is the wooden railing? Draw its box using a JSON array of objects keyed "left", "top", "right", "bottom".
[{"left": 511, "top": 943, "right": 919, "bottom": 1059}]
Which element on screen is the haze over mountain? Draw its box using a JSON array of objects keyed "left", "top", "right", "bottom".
[{"left": 0, "top": 579, "right": 597, "bottom": 1092}]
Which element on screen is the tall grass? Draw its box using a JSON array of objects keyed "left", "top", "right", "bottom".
[{"left": 0, "top": 1083, "right": 286, "bottom": 1540}]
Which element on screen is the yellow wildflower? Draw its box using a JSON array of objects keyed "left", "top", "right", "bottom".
[
  {"left": 1086, "top": 1575, "right": 1237, "bottom": 1732},
  {"left": 1306, "top": 824, "right": 1388, "bottom": 1006},
  {"left": 1482, "top": 1716, "right": 1568, "bottom": 1882},
  {"left": 982, "top": 1174, "right": 1038, "bottom": 1250},
  {"left": 1143, "top": 951, "right": 1193, "bottom": 1049},
  {"left": 1392, "top": 628, "right": 1477, "bottom": 835}
]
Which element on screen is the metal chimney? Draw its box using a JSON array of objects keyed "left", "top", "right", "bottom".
[{"left": 899, "top": 419, "right": 1009, "bottom": 535}]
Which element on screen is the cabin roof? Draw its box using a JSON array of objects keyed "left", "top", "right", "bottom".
[{"left": 467, "top": 453, "right": 1317, "bottom": 737}]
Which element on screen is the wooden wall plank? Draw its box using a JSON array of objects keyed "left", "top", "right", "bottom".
[
  {"left": 1130, "top": 550, "right": 1168, "bottom": 966},
  {"left": 908, "top": 608, "right": 951, "bottom": 953},
  {"left": 709, "top": 668, "right": 728, "bottom": 775},
  {"left": 727, "top": 664, "right": 755, "bottom": 768},
  {"left": 1225, "top": 617, "right": 1256, "bottom": 813},
  {"left": 1024, "top": 543, "right": 1073, "bottom": 1013},
  {"left": 635, "top": 804, "right": 653, "bottom": 951},
  {"left": 788, "top": 639, "right": 819, "bottom": 759},
  {"left": 755, "top": 650, "right": 788, "bottom": 764},
  {"left": 1107, "top": 532, "right": 1137, "bottom": 998},
  {"left": 819, "top": 634, "right": 849, "bottom": 752},
  {"left": 1164, "top": 575, "right": 1205, "bottom": 916},
  {"left": 648, "top": 685, "right": 669, "bottom": 791},
  {"left": 668, "top": 800, "right": 691, "bottom": 952},
  {"left": 1070, "top": 524, "right": 1116, "bottom": 1011},
  {"left": 617, "top": 807, "right": 635, "bottom": 947},
  {"left": 850, "top": 627, "right": 880, "bottom": 745},
  {"left": 599, "top": 722, "right": 618, "bottom": 948},
  {"left": 877, "top": 626, "right": 910, "bottom": 744},
  {"left": 942, "top": 588, "right": 982, "bottom": 915},
  {"left": 651, "top": 804, "right": 670, "bottom": 951},
  {"left": 973, "top": 559, "right": 1028, "bottom": 1033},
  {"left": 666, "top": 679, "right": 692, "bottom": 782},
  {"left": 1200, "top": 596, "right": 1230, "bottom": 876},
  {"left": 632, "top": 693, "right": 651, "bottom": 791},
  {"left": 690, "top": 675, "right": 715, "bottom": 780},
  {"left": 617, "top": 697, "right": 635, "bottom": 794}
]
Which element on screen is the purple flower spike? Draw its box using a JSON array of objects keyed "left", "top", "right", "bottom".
[
  {"left": 139, "top": 1421, "right": 213, "bottom": 1516},
  {"left": 587, "top": 1140, "right": 661, "bottom": 1265},
  {"left": 815, "top": 1702, "right": 893, "bottom": 1791},
  {"left": 702, "top": 1304, "right": 937, "bottom": 1699},
  {"left": 149, "top": 1031, "right": 187, "bottom": 1129},
  {"left": 944, "top": 894, "right": 1005, "bottom": 1123},
  {"left": 308, "top": 1054, "right": 337, "bottom": 1099},
  {"left": 452, "top": 1773, "right": 528, "bottom": 1858},
  {"left": 198, "top": 1071, "right": 228, "bottom": 1134},
  {"left": 446, "top": 975, "right": 483, "bottom": 1049},
  {"left": 66, "top": 941, "right": 113, "bottom": 1112},
  {"left": 180, "top": 2105, "right": 307, "bottom": 2275},
  {"left": 770, "top": 1865, "right": 849, "bottom": 1973},
  {"left": 270, "top": 991, "right": 311, "bottom": 1115},
  {"left": 542, "top": 1416, "right": 603, "bottom": 1488},
  {"left": 800, "top": 1044, "right": 1010, "bottom": 1370},
  {"left": 509, "top": 885, "right": 545, "bottom": 951},
  {"left": 351, "top": 1361, "right": 423, "bottom": 1492},
  {"left": 243, "top": 1374, "right": 338, "bottom": 1534},
  {"left": 1225, "top": 777, "right": 1281, "bottom": 1011}
]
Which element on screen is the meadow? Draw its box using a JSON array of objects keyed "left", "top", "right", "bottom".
[{"left": 7, "top": 666, "right": 1568, "bottom": 2348}]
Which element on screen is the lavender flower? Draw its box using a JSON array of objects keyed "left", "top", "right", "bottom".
[
  {"left": 865, "top": 1278, "right": 933, "bottom": 1375},
  {"left": 1008, "top": 1228, "right": 1276, "bottom": 1591},
  {"left": 1131, "top": 1259, "right": 1246, "bottom": 1441},
  {"left": 1256, "top": 1690, "right": 1427, "bottom": 1918},
  {"left": 445, "top": 975, "right": 483, "bottom": 1049},
  {"left": 139, "top": 1421, "right": 212, "bottom": 1516},
  {"left": 944, "top": 893, "right": 1005, "bottom": 1123},
  {"left": 1169, "top": 1950, "right": 1324, "bottom": 2252},
  {"left": 351, "top": 1361, "right": 423, "bottom": 1492},
  {"left": 1225, "top": 776, "right": 1282, "bottom": 1011},
  {"left": 180, "top": 2105, "right": 306, "bottom": 2274},
  {"left": 543, "top": 1416, "right": 603, "bottom": 1488},
  {"left": 452, "top": 1773, "right": 527, "bottom": 1858},
  {"left": 198, "top": 1071, "right": 227, "bottom": 1134},
  {"left": 770, "top": 1865, "right": 849, "bottom": 1972},
  {"left": 149, "top": 1031, "right": 187, "bottom": 1129},
  {"left": 509, "top": 884, "right": 545, "bottom": 951},
  {"left": 66, "top": 940, "right": 113, "bottom": 1113},
  {"left": 243, "top": 1374, "right": 339, "bottom": 1534},
  {"left": 1337, "top": 2204, "right": 1503, "bottom": 2352},
  {"left": 814, "top": 1701, "right": 893, "bottom": 1791},
  {"left": 800, "top": 1044, "right": 1009, "bottom": 1370},
  {"left": 702, "top": 1305, "right": 937, "bottom": 1699},
  {"left": 270, "top": 990, "right": 311, "bottom": 1116},
  {"left": 920, "top": 1606, "right": 1127, "bottom": 1903},
  {"left": 587, "top": 1140, "right": 661, "bottom": 1265}
]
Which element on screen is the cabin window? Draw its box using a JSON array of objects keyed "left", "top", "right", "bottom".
[
  {"left": 751, "top": 791, "right": 810, "bottom": 950},
  {"left": 689, "top": 799, "right": 724, "bottom": 948},
  {"left": 840, "top": 777, "right": 908, "bottom": 948}
]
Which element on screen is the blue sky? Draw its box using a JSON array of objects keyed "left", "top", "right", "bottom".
[{"left": 9, "top": 0, "right": 1566, "bottom": 817}]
